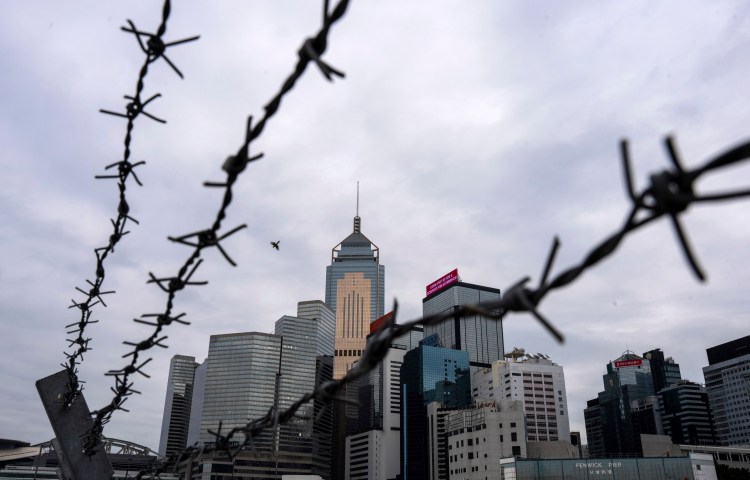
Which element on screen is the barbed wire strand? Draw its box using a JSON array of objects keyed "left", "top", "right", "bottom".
[
  {"left": 61, "top": 0, "right": 199, "bottom": 421},
  {"left": 81, "top": 0, "right": 352, "bottom": 458},
  {"left": 135, "top": 136, "right": 750, "bottom": 478}
]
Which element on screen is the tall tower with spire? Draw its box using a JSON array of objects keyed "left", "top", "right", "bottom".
[{"left": 325, "top": 184, "right": 385, "bottom": 379}]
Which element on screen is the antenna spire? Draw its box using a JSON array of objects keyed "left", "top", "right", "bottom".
[{"left": 353, "top": 181, "right": 361, "bottom": 233}]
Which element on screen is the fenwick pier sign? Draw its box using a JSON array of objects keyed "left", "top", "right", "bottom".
[{"left": 575, "top": 461, "right": 623, "bottom": 476}]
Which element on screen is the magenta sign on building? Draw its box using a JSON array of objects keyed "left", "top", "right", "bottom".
[{"left": 425, "top": 268, "right": 459, "bottom": 296}]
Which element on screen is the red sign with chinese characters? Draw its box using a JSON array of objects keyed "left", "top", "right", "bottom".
[
  {"left": 426, "top": 269, "right": 459, "bottom": 297},
  {"left": 614, "top": 359, "right": 643, "bottom": 368}
]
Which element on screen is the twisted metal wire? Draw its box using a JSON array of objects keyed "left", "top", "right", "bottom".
[
  {"left": 62, "top": 0, "right": 199, "bottom": 419},
  {"left": 82, "top": 0, "right": 352, "bottom": 457},
  {"left": 135, "top": 136, "right": 750, "bottom": 477}
]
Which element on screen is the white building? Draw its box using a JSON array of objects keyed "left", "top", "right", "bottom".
[
  {"left": 345, "top": 344, "right": 406, "bottom": 480},
  {"left": 444, "top": 399, "right": 527, "bottom": 480},
  {"left": 472, "top": 352, "right": 570, "bottom": 443}
]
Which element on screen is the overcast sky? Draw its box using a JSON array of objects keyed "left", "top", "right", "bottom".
[{"left": 1, "top": 1, "right": 749, "bottom": 452}]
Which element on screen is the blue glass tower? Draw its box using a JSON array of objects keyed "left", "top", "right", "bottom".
[{"left": 400, "top": 345, "right": 471, "bottom": 480}]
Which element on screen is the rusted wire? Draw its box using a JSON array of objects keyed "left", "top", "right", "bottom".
[
  {"left": 134, "top": 134, "right": 750, "bottom": 478},
  {"left": 82, "top": 0, "right": 352, "bottom": 457}
]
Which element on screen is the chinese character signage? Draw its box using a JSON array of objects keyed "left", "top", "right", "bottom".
[{"left": 614, "top": 359, "right": 643, "bottom": 368}]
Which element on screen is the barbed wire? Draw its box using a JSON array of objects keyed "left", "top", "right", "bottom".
[
  {"left": 58, "top": 0, "right": 750, "bottom": 472},
  {"left": 61, "top": 0, "right": 199, "bottom": 418},
  {"left": 81, "top": 0, "right": 352, "bottom": 458},
  {"left": 134, "top": 134, "right": 750, "bottom": 478}
]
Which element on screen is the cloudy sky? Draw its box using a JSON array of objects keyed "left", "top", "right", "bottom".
[{"left": 2, "top": 1, "right": 749, "bottom": 452}]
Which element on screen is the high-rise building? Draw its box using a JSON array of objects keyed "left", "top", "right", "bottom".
[
  {"left": 472, "top": 351, "right": 571, "bottom": 442},
  {"left": 583, "top": 351, "right": 655, "bottom": 457},
  {"left": 658, "top": 381, "right": 715, "bottom": 446},
  {"left": 400, "top": 344, "right": 471, "bottom": 480},
  {"left": 186, "top": 360, "right": 207, "bottom": 447},
  {"left": 344, "top": 315, "right": 422, "bottom": 480},
  {"left": 185, "top": 302, "right": 334, "bottom": 478},
  {"left": 345, "top": 345, "right": 407, "bottom": 480},
  {"left": 198, "top": 332, "right": 281, "bottom": 449},
  {"left": 297, "top": 300, "right": 335, "bottom": 357},
  {"left": 702, "top": 335, "right": 750, "bottom": 446},
  {"left": 326, "top": 211, "right": 385, "bottom": 380},
  {"left": 422, "top": 272, "right": 503, "bottom": 369},
  {"left": 643, "top": 348, "right": 682, "bottom": 393},
  {"left": 583, "top": 398, "right": 604, "bottom": 458},
  {"left": 630, "top": 396, "right": 663, "bottom": 455},
  {"left": 275, "top": 314, "right": 334, "bottom": 477},
  {"left": 158, "top": 355, "right": 199, "bottom": 458},
  {"left": 445, "top": 399, "right": 528, "bottom": 479}
]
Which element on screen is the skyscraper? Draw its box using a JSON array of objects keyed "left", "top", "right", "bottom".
[
  {"left": 185, "top": 302, "right": 335, "bottom": 478},
  {"left": 400, "top": 344, "right": 471, "bottom": 480},
  {"left": 584, "top": 351, "right": 655, "bottom": 456},
  {"left": 472, "top": 351, "right": 571, "bottom": 442},
  {"left": 326, "top": 209, "right": 385, "bottom": 379},
  {"left": 158, "top": 355, "right": 199, "bottom": 458},
  {"left": 343, "top": 313, "right": 423, "bottom": 480},
  {"left": 643, "top": 348, "right": 682, "bottom": 393},
  {"left": 422, "top": 271, "right": 503, "bottom": 369},
  {"left": 198, "top": 332, "right": 281, "bottom": 449},
  {"left": 702, "top": 335, "right": 750, "bottom": 445},
  {"left": 275, "top": 313, "right": 334, "bottom": 477},
  {"left": 658, "top": 381, "right": 715, "bottom": 446}
]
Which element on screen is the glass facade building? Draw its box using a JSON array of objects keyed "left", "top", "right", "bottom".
[
  {"left": 158, "top": 355, "right": 198, "bottom": 458},
  {"left": 326, "top": 214, "right": 385, "bottom": 379},
  {"left": 585, "top": 352, "right": 655, "bottom": 457},
  {"left": 422, "top": 281, "right": 503, "bottom": 369},
  {"left": 199, "top": 333, "right": 281, "bottom": 449},
  {"left": 188, "top": 307, "right": 334, "bottom": 478},
  {"left": 274, "top": 314, "right": 333, "bottom": 478},
  {"left": 400, "top": 345, "right": 471, "bottom": 480}
]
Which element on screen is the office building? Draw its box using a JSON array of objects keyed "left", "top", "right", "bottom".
[
  {"left": 584, "top": 351, "right": 655, "bottom": 457},
  {"left": 583, "top": 398, "right": 604, "bottom": 458},
  {"left": 472, "top": 350, "right": 571, "bottom": 442},
  {"left": 344, "top": 316, "right": 420, "bottom": 480},
  {"left": 186, "top": 360, "right": 207, "bottom": 447},
  {"left": 198, "top": 332, "right": 281, "bottom": 449},
  {"left": 400, "top": 344, "right": 471, "bottom": 480},
  {"left": 630, "top": 396, "right": 663, "bottom": 455},
  {"left": 274, "top": 314, "right": 333, "bottom": 478},
  {"left": 643, "top": 348, "right": 682, "bottom": 393},
  {"left": 445, "top": 399, "right": 527, "bottom": 480},
  {"left": 422, "top": 271, "right": 503, "bottom": 369},
  {"left": 185, "top": 308, "right": 333, "bottom": 479},
  {"left": 658, "top": 381, "right": 715, "bottom": 446},
  {"left": 326, "top": 210, "right": 385, "bottom": 380},
  {"left": 703, "top": 335, "right": 750, "bottom": 446},
  {"left": 158, "top": 355, "right": 199, "bottom": 458},
  {"left": 297, "top": 300, "right": 336, "bottom": 357}
]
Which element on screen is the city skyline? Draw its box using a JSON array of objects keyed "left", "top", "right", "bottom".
[{"left": 1, "top": 1, "right": 749, "bottom": 454}]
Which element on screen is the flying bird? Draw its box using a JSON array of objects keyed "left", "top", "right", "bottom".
[{"left": 271, "top": 241, "right": 280, "bottom": 250}]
